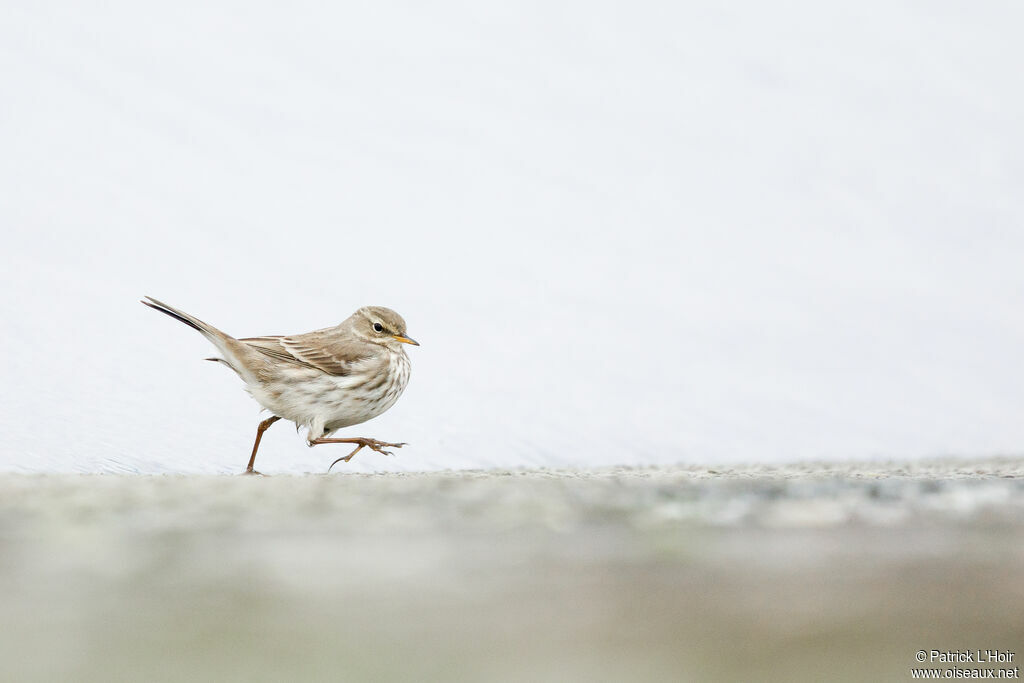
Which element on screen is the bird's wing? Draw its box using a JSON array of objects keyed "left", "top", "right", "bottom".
[
  {"left": 277, "top": 328, "right": 374, "bottom": 376},
  {"left": 239, "top": 336, "right": 321, "bottom": 370}
]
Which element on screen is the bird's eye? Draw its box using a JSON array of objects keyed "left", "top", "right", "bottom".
[{"left": 373, "top": 323, "right": 383, "bottom": 332}]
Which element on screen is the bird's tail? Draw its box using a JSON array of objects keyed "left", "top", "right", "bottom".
[
  {"left": 141, "top": 295, "right": 230, "bottom": 340},
  {"left": 141, "top": 296, "right": 253, "bottom": 377}
]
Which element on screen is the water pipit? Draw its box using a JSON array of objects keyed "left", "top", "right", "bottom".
[{"left": 142, "top": 296, "right": 418, "bottom": 474}]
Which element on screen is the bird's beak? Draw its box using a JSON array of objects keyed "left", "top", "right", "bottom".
[{"left": 392, "top": 335, "right": 420, "bottom": 346}]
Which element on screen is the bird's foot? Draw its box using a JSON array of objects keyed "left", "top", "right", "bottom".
[
  {"left": 318, "top": 437, "right": 407, "bottom": 473},
  {"left": 359, "top": 438, "right": 407, "bottom": 457}
]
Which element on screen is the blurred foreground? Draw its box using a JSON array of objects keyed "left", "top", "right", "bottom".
[{"left": 1, "top": 460, "right": 1022, "bottom": 682}]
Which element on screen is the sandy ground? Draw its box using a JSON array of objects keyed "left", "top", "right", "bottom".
[{"left": 1, "top": 460, "right": 1022, "bottom": 682}]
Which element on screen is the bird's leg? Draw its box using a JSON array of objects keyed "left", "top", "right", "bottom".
[
  {"left": 308, "top": 437, "right": 407, "bottom": 472},
  {"left": 244, "top": 416, "right": 281, "bottom": 475}
]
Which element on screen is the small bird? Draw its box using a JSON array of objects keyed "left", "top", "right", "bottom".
[{"left": 141, "top": 296, "right": 418, "bottom": 474}]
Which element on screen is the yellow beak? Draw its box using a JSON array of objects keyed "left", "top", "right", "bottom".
[{"left": 392, "top": 335, "right": 420, "bottom": 346}]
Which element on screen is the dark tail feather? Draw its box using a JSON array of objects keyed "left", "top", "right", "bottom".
[
  {"left": 143, "top": 296, "right": 249, "bottom": 378},
  {"left": 141, "top": 296, "right": 203, "bottom": 332}
]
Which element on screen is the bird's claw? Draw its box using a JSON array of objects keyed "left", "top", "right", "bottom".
[
  {"left": 371, "top": 440, "right": 404, "bottom": 448},
  {"left": 366, "top": 441, "right": 404, "bottom": 457},
  {"left": 323, "top": 438, "right": 407, "bottom": 472}
]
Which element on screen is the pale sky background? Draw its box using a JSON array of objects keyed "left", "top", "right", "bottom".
[{"left": 1, "top": 2, "right": 1022, "bottom": 473}]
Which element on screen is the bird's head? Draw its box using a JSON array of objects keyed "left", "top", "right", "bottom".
[{"left": 351, "top": 306, "right": 419, "bottom": 350}]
